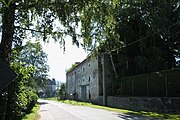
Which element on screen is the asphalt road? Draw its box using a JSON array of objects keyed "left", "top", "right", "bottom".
[{"left": 38, "top": 99, "right": 156, "bottom": 120}]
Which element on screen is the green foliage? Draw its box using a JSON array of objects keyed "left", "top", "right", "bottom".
[
  {"left": 0, "top": 0, "right": 83, "bottom": 119},
  {"left": 4, "top": 0, "right": 87, "bottom": 49},
  {"left": 56, "top": 83, "right": 66, "bottom": 100},
  {"left": 78, "top": 0, "right": 180, "bottom": 76},
  {"left": 5, "top": 41, "right": 48, "bottom": 119},
  {"left": 16, "top": 41, "right": 50, "bottom": 88},
  {"left": 45, "top": 90, "right": 51, "bottom": 98},
  {"left": 22, "top": 103, "right": 40, "bottom": 120},
  {"left": 80, "top": 0, "right": 179, "bottom": 49},
  {"left": 6, "top": 59, "right": 37, "bottom": 119},
  {"left": 65, "top": 63, "right": 78, "bottom": 73}
]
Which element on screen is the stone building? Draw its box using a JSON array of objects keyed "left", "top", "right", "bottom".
[
  {"left": 66, "top": 54, "right": 114, "bottom": 104},
  {"left": 66, "top": 54, "right": 180, "bottom": 113}
]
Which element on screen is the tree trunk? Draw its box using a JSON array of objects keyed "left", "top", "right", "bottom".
[{"left": 0, "top": 2, "right": 16, "bottom": 120}]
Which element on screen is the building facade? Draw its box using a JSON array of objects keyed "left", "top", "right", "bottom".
[{"left": 66, "top": 54, "right": 114, "bottom": 104}]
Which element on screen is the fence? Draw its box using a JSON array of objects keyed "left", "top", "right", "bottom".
[{"left": 116, "top": 69, "right": 180, "bottom": 97}]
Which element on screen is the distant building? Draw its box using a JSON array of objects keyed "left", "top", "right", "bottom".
[
  {"left": 56, "top": 80, "right": 65, "bottom": 90},
  {"left": 44, "top": 78, "right": 57, "bottom": 97}
]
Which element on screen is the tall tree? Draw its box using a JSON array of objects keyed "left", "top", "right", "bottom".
[
  {"left": 0, "top": 0, "right": 82, "bottom": 119},
  {"left": 5, "top": 41, "right": 49, "bottom": 119},
  {"left": 16, "top": 41, "right": 49, "bottom": 87},
  {"left": 56, "top": 83, "right": 66, "bottom": 100},
  {"left": 79, "top": 0, "right": 180, "bottom": 75},
  {"left": 6, "top": 59, "right": 36, "bottom": 119}
]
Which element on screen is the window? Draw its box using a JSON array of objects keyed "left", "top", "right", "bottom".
[{"left": 89, "top": 76, "right": 90, "bottom": 81}]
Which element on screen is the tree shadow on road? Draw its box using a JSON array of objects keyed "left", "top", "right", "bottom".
[
  {"left": 114, "top": 111, "right": 180, "bottom": 120},
  {"left": 39, "top": 101, "right": 48, "bottom": 106},
  {"left": 115, "top": 113, "right": 159, "bottom": 120}
]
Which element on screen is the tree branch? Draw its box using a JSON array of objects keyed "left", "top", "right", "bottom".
[{"left": 15, "top": 26, "right": 44, "bottom": 33}]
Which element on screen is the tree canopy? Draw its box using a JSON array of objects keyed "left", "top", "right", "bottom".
[
  {"left": 5, "top": 41, "right": 49, "bottom": 119},
  {"left": 78, "top": 0, "right": 180, "bottom": 76},
  {"left": 0, "top": 1, "right": 82, "bottom": 119},
  {"left": 12, "top": 41, "right": 49, "bottom": 86},
  {"left": 0, "top": 0, "right": 83, "bottom": 62}
]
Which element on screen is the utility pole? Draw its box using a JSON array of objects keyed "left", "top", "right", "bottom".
[{"left": 101, "top": 54, "right": 107, "bottom": 106}]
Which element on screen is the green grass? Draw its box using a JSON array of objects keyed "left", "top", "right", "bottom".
[
  {"left": 47, "top": 97, "right": 180, "bottom": 120},
  {"left": 22, "top": 103, "right": 40, "bottom": 120}
]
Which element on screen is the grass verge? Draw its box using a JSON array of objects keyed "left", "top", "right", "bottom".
[
  {"left": 46, "top": 97, "right": 180, "bottom": 120},
  {"left": 22, "top": 103, "right": 40, "bottom": 120}
]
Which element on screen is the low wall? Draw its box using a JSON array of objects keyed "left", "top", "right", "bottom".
[
  {"left": 98, "top": 96, "right": 103, "bottom": 105},
  {"left": 107, "top": 96, "right": 180, "bottom": 113}
]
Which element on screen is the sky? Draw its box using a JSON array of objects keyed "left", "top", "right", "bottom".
[{"left": 42, "top": 36, "right": 88, "bottom": 83}]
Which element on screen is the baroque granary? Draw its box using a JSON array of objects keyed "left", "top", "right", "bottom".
[{"left": 66, "top": 54, "right": 113, "bottom": 105}]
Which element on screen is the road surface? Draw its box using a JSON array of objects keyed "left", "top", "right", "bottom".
[{"left": 38, "top": 99, "right": 156, "bottom": 120}]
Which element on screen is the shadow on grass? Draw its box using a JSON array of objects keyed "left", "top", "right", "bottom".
[
  {"left": 122, "top": 110, "right": 180, "bottom": 120},
  {"left": 22, "top": 103, "right": 40, "bottom": 120},
  {"left": 116, "top": 113, "right": 158, "bottom": 120},
  {"left": 25, "top": 103, "right": 40, "bottom": 114}
]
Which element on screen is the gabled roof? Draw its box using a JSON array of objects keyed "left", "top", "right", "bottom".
[{"left": 47, "top": 79, "right": 56, "bottom": 85}]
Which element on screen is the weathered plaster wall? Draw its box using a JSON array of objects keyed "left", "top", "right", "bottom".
[
  {"left": 66, "top": 71, "right": 76, "bottom": 99},
  {"left": 66, "top": 54, "right": 115, "bottom": 104},
  {"left": 66, "top": 57, "right": 100, "bottom": 103}
]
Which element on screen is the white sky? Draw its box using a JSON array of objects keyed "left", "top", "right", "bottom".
[{"left": 42, "top": 36, "right": 88, "bottom": 83}]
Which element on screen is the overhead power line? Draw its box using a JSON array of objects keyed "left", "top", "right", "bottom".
[{"left": 108, "top": 21, "right": 180, "bottom": 53}]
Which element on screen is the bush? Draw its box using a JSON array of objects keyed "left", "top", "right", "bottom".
[
  {"left": 5, "top": 62, "right": 38, "bottom": 119},
  {"left": 26, "top": 90, "right": 38, "bottom": 113}
]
